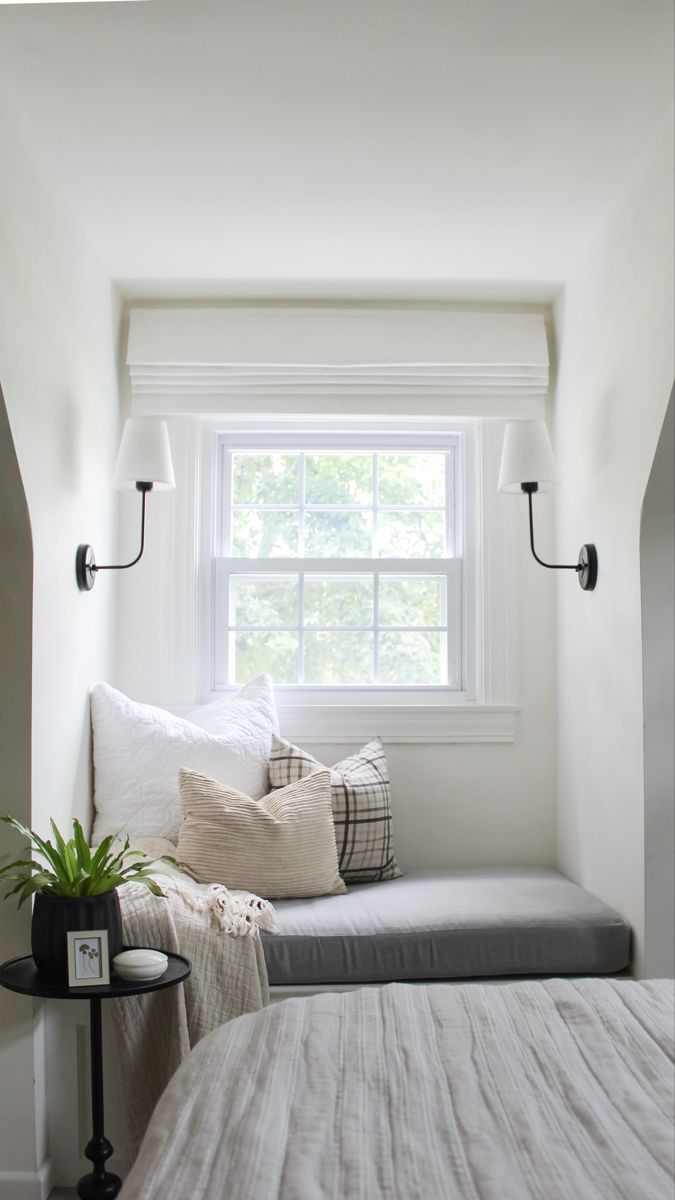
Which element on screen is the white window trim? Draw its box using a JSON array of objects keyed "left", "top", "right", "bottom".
[
  {"left": 191, "top": 415, "right": 520, "bottom": 743},
  {"left": 276, "top": 703, "right": 520, "bottom": 744}
]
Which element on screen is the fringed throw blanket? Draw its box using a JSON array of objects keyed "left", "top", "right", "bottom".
[{"left": 113, "top": 838, "right": 276, "bottom": 1157}]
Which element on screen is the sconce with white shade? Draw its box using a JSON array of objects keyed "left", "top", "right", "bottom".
[
  {"left": 498, "top": 419, "right": 597, "bottom": 591},
  {"left": 76, "top": 418, "right": 175, "bottom": 591}
]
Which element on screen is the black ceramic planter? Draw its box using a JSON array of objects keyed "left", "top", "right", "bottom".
[{"left": 31, "top": 891, "right": 123, "bottom": 982}]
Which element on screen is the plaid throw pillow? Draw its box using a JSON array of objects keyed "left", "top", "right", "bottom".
[{"left": 268, "top": 735, "right": 401, "bottom": 884}]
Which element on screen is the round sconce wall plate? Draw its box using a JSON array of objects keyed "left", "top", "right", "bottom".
[
  {"left": 76, "top": 544, "right": 97, "bottom": 591},
  {"left": 578, "top": 544, "right": 598, "bottom": 591}
]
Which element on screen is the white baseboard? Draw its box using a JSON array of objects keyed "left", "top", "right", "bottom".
[{"left": 0, "top": 1159, "right": 52, "bottom": 1200}]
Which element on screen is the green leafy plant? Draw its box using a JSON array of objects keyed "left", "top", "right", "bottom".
[{"left": 0, "top": 815, "right": 176, "bottom": 907}]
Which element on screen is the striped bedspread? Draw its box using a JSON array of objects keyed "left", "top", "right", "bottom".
[{"left": 120, "top": 978, "right": 674, "bottom": 1200}]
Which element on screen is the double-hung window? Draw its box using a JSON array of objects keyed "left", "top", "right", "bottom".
[{"left": 209, "top": 425, "right": 475, "bottom": 701}]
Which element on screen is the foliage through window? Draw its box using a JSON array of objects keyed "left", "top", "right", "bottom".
[{"left": 213, "top": 431, "right": 469, "bottom": 693}]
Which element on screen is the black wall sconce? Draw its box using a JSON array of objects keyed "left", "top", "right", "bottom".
[
  {"left": 76, "top": 418, "right": 175, "bottom": 591},
  {"left": 498, "top": 419, "right": 598, "bottom": 591}
]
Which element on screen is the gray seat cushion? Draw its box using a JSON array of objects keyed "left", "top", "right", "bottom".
[{"left": 261, "top": 867, "right": 631, "bottom": 985}]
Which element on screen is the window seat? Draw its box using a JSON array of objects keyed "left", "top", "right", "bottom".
[{"left": 261, "top": 867, "right": 631, "bottom": 986}]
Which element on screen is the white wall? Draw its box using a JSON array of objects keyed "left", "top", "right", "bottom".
[
  {"left": 553, "top": 109, "right": 675, "bottom": 977},
  {"left": 0, "top": 75, "right": 121, "bottom": 1197}
]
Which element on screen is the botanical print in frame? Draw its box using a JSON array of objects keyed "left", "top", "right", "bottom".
[{"left": 66, "top": 929, "right": 110, "bottom": 987}]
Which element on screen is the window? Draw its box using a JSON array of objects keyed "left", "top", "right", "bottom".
[{"left": 208, "top": 425, "right": 476, "bottom": 700}]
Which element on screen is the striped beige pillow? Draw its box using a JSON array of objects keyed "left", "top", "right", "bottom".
[{"left": 177, "top": 767, "right": 346, "bottom": 899}]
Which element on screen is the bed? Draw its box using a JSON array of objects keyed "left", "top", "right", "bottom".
[{"left": 119, "top": 977, "right": 674, "bottom": 1200}]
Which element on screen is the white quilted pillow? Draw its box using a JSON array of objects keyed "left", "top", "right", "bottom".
[
  {"left": 184, "top": 674, "right": 278, "bottom": 739},
  {"left": 91, "top": 677, "right": 278, "bottom": 845}
]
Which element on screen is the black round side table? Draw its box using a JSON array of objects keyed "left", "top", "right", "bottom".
[{"left": 0, "top": 950, "right": 191, "bottom": 1200}]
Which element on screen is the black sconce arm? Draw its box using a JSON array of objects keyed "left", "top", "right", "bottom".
[
  {"left": 94, "top": 484, "right": 150, "bottom": 573},
  {"left": 525, "top": 486, "right": 580, "bottom": 572},
  {"left": 76, "top": 482, "right": 153, "bottom": 591},
  {"left": 521, "top": 482, "right": 598, "bottom": 591}
]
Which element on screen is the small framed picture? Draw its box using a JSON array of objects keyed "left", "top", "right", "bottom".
[{"left": 66, "top": 930, "right": 110, "bottom": 988}]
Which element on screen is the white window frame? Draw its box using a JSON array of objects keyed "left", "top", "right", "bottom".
[
  {"left": 194, "top": 415, "right": 520, "bottom": 743},
  {"left": 203, "top": 422, "right": 477, "bottom": 705}
]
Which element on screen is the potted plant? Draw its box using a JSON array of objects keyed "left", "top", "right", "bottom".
[{"left": 0, "top": 815, "right": 174, "bottom": 981}]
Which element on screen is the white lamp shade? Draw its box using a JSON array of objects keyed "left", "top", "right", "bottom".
[
  {"left": 498, "top": 420, "right": 560, "bottom": 494},
  {"left": 112, "top": 419, "right": 176, "bottom": 490}
]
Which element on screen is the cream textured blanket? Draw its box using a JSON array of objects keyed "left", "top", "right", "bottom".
[
  {"left": 113, "top": 838, "right": 276, "bottom": 1155},
  {"left": 120, "top": 978, "right": 674, "bottom": 1200}
]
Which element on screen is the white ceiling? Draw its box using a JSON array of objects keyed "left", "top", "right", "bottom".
[{"left": 0, "top": 0, "right": 672, "bottom": 299}]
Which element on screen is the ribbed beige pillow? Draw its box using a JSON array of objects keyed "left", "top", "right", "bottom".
[{"left": 177, "top": 767, "right": 346, "bottom": 899}]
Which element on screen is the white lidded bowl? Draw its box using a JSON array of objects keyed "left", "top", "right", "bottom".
[{"left": 113, "top": 948, "right": 168, "bottom": 981}]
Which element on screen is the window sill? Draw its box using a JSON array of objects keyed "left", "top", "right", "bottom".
[{"left": 276, "top": 704, "right": 521, "bottom": 745}]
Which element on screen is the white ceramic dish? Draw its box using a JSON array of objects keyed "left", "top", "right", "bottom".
[{"left": 113, "top": 948, "right": 168, "bottom": 982}]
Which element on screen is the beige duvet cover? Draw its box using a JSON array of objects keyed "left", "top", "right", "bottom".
[{"left": 120, "top": 978, "right": 674, "bottom": 1200}]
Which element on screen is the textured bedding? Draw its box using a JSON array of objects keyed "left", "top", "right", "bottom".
[{"left": 120, "top": 978, "right": 674, "bottom": 1200}]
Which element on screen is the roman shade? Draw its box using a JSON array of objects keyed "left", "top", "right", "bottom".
[{"left": 126, "top": 306, "right": 549, "bottom": 417}]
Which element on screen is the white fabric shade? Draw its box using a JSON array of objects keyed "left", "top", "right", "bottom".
[
  {"left": 498, "top": 419, "right": 560, "bottom": 493},
  {"left": 113, "top": 418, "right": 175, "bottom": 490},
  {"left": 126, "top": 306, "right": 550, "bottom": 418}
]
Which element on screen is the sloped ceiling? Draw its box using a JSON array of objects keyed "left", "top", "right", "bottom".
[{"left": 0, "top": 0, "right": 672, "bottom": 297}]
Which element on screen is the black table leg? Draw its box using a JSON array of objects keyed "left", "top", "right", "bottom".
[{"left": 76, "top": 996, "right": 122, "bottom": 1200}]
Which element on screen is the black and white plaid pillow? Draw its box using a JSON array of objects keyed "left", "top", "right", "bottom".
[{"left": 268, "top": 735, "right": 401, "bottom": 884}]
